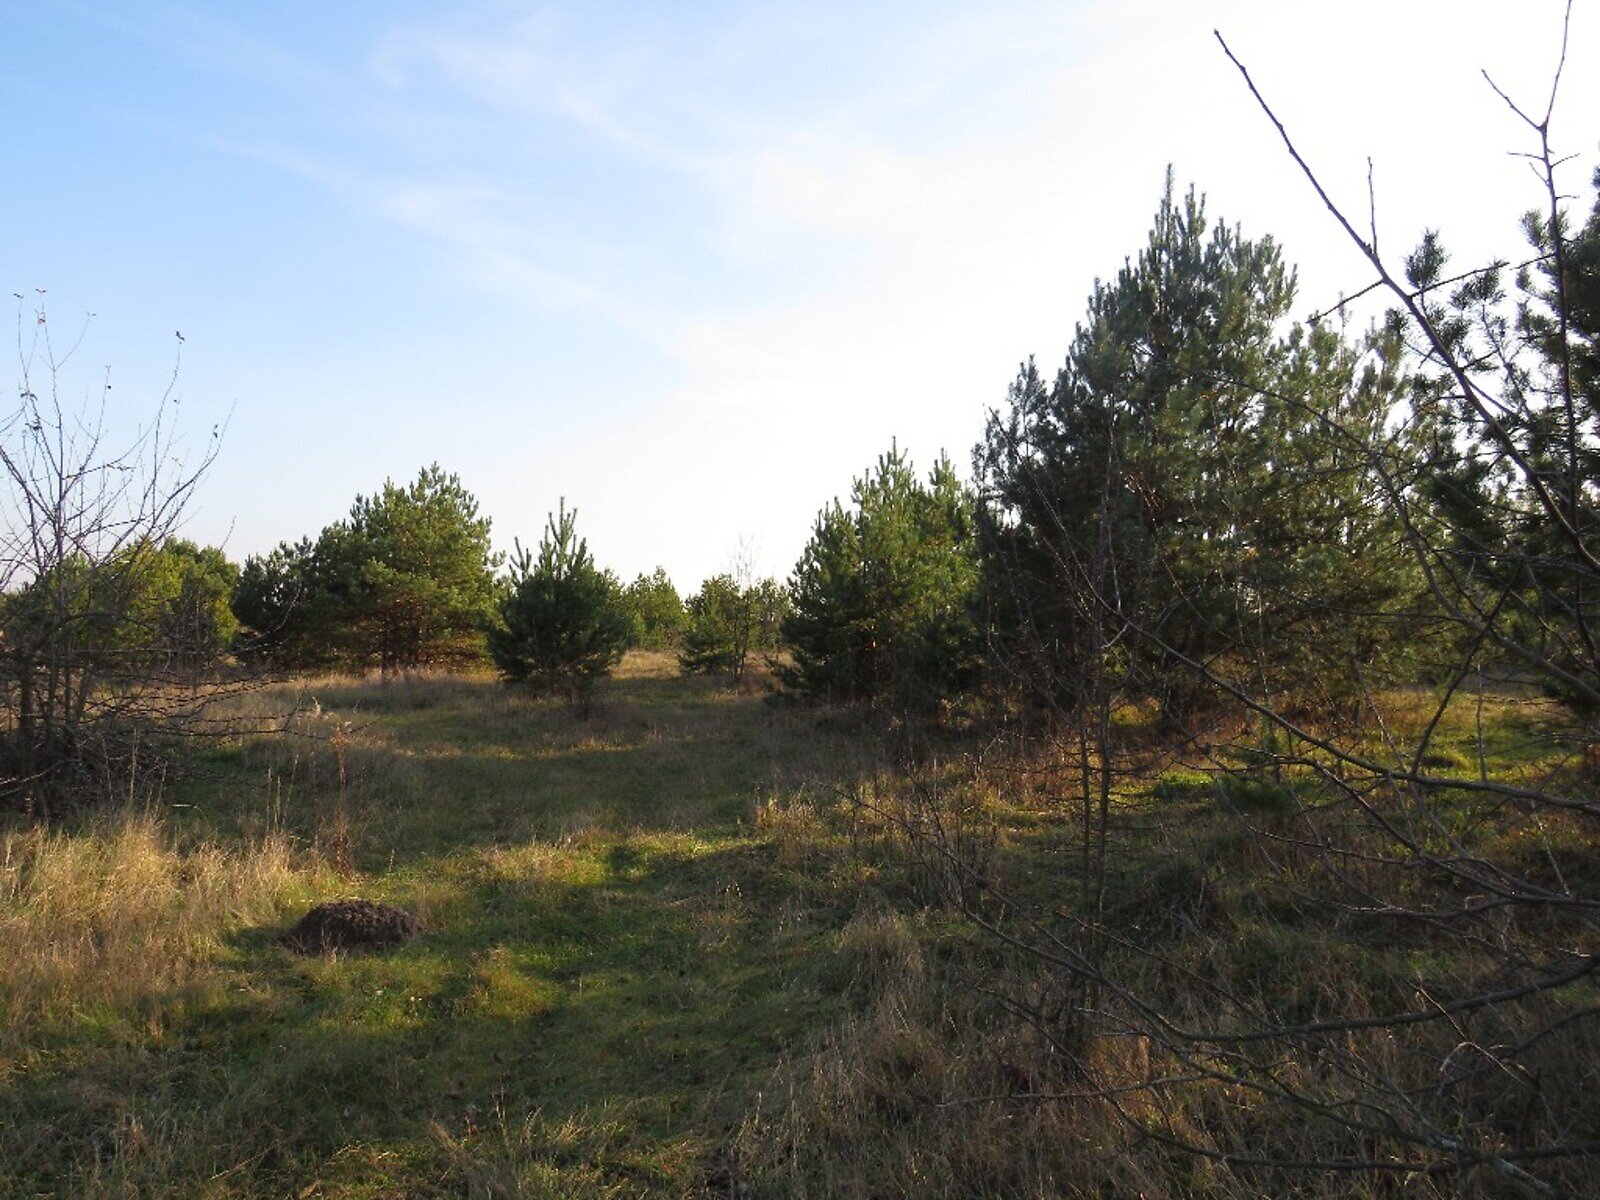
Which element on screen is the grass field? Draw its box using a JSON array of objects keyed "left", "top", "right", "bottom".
[
  {"left": 2, "top": 656, "right": 1595, "bottom": 1197},
  {"left": 1, "top": 655, "right": 893, "bottom": 1197}
]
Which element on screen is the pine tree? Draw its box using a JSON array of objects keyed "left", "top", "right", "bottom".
[
  {"left": 977, "top": 176, "right": 1416, "bottom": 716},
  {"left": 232, "top": 466, "right": 497, "bottom": 672},
  {"left": 679, "top": 574, "right": 785, "bottom": 680},
  {"left": 232, "top": 537, "right": 338, "bottom": 668},
  {"left": 1396, "top": 168, "right": 1600, "bottom": 704},
  {"left": 487, "top": 501, "right": 631, "bottom": 710},
  {"left": 624, "top": 568, "right": 687, "bottom": 651},
  {"left": 338, "top": 465, "right": 498, "bottom": 672},
  {"left": 781, "top": 447, "right": 979, "bottom": 707}
]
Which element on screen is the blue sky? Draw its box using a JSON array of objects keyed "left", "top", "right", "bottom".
[{"left": 5, "top": 1, "right": 1597, "bottom": 587}]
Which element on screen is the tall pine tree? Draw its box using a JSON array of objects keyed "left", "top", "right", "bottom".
[{"left": 977, "top": 176, "right": 1416, "bottom": 716}]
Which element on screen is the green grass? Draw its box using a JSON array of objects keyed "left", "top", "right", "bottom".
[
  {"left": 3, "top": 665, "right": 1595, "bottom": 1198},
  {"left": 0, "top": 656, "right": 887, "bottom": 1198}
]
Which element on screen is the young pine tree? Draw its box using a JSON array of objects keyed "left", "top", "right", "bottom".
[
  {"left": 780, "top": 447, "right": 979, "bottom": 708},
  {"left": 487, "top": 502, "right": 632, "bottom": 711},
  {"left": 679, "top": 574, "right": 786, "bottom": 680},
  {"left": 624, "top": 567, "right": 687, "bottom": 651},
  {"left": 977, "top": 176, "right": 1416, "bottom": 718}
]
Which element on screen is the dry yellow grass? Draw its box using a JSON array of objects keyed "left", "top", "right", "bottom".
[
  {"left": 725, "top": 688, "right": 1600, "bottom": 1199},
  {"left": 0, "top": 808, "right": 325, "bottom": 1044}
]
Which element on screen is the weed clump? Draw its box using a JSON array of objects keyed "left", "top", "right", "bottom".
[{"left": 0, "top": 810, "right": 312, "bottom": 1041}]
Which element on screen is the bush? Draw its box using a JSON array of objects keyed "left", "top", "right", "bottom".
[{"left": 0, "top": 302, "right": 226, "bottom": 810}]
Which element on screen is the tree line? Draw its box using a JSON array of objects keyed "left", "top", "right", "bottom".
[
  {"left": 217, "top": 438, "right": 983, "bottom": 710},
  {"left": 5, "top": 157, "right": 1598, "bottom": 797}
]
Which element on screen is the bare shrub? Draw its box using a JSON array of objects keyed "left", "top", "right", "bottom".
[{"left": 0, "top": 298, "right": 226, "bottom": 813}]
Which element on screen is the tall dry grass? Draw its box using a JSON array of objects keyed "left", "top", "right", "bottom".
[
  {"left": 730, "top": 697, "right": 1600, "bottom": 1200},
  {"left": 0, "top": 809, "right": 323, "bottom": 1043}
]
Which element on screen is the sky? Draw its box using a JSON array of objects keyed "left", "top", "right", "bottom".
[{"left": 4, "top": 0, "right": 1598, "bottom": 589}]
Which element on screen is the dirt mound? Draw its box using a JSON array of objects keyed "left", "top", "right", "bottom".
[{"left": 281, "top": 899, "right": 418, "bottom": 954}]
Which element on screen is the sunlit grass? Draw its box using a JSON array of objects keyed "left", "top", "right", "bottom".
[
  {"left": 0, "top": 653, "right": 888, "bottom": 1197},
  {"left": 0, "top": 811, "right": 331, "bottom": 1048},
  {"left": 2, "top": 665, "right": 1592, "bottom": 1197}
]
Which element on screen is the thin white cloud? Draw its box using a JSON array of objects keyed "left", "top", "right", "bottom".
[
  {"left": 73, "top": 0, "right": 1598, "bottom": 589},
  {"left": 489, "top": 0, "right": 1600, "bottom": 587},
  {"left": 370, "top": 13, "right": 704, "bottom": 172}
]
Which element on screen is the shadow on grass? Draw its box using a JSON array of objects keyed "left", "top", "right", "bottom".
[
  {"left": 1, "top": 667, "right": 914, "bottom": 1196},
  {"left": 0, "top": 833, "right": 865, "bottom": 1198}
]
